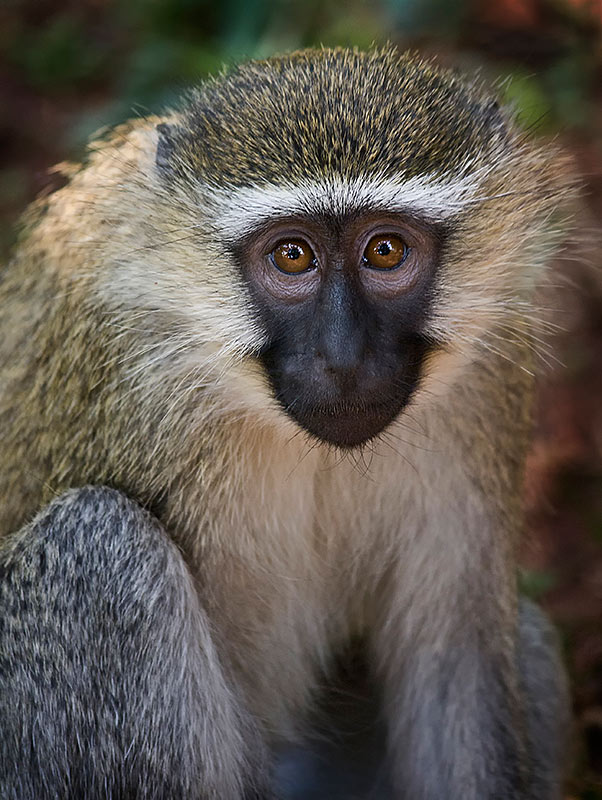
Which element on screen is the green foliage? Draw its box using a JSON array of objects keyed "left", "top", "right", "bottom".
[
  {"left": 7, "top": 14, "right": 109, "bottom": 91},
  {"left": 499, "top": 71, "right": 555, "bottom": 133},
  {"left": 383, "top": 0, "right": 468, "bottom": 36},
  {"left": 546, "top": 47, "right": 593, "bottom": 129},
  {"left": 518, "top": 568, "right": 558, "bottom": 600}
]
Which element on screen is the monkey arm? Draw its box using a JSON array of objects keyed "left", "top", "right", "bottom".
[
  {"left": 371, "top": 509, "right": 528, "bottom": 799},
  {"left": 518, "top": 597, "right": 571, "bottom": 798},
  {"left": 367, "top": 353, "right": 568, "bottom": 800},
  {"left": 273, "top": 597, "right": 568, "bottom": 800},
  {"left": 370, "top": 580, "right": 568, "bottom": 800}
]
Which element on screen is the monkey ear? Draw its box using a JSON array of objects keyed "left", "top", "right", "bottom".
[
  {"left": 155, "top": 122, "right": 183, "bottom": 177},
  {"left": 483, "top": 99, "right": 511, "bottom": 144}
]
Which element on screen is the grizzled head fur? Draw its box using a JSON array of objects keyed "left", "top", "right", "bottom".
[{"left": 158, "top": 47, "right": 511, "bottom": 188}]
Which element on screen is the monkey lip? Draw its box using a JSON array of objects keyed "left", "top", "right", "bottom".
[{"left": 292, "top": 398, "right": 404, "bottom": 449}]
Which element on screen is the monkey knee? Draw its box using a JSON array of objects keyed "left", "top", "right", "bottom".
[
  {"left": 23, "top": 484, "right": 164, "bottom": 551},
  {"left": 0, "top": 484, "right": 197, "bottom": 670},
  {"left": 2, "top": 485, "right": 177, "bottom": 591}
]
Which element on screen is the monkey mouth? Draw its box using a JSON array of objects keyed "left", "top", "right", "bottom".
[
  {"left": 287, "top": 397, "right": 408, "bottom": 449},
  {"left": 261, "top": 338, "right": 432, "bottom": 449}
]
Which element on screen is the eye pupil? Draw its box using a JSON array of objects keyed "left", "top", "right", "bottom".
[{"left": 377, "top": 243, "right": 391, "bottom": 256}]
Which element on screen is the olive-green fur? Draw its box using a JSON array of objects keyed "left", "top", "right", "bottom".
[{"left": 170, "top": 47, "right": 511, "bottom": 186}]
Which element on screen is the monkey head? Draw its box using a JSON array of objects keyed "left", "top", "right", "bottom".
[{"left": 94, "top": 48, "right": 567, "bottom": 450}]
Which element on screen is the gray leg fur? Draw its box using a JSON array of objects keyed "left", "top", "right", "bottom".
[
  {"left": 518, "top": 597, "right": 571, "bottom": 800},
  {"left": 0, "top": 487, "right": 269, "bottom": 800}
]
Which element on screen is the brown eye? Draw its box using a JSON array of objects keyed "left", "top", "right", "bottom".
[
  {"left": 364, "top": 235, "right": 408, "bottom": 270},
  {"left": 270, "top": 240, "right": 315, "bottom": 274}
]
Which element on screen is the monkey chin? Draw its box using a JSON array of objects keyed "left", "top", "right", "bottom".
[{"left": 291, "top": 400, "right": 406, "bottom": 450}]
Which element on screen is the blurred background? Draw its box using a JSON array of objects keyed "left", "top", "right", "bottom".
[{"left": 0, "top": 0, "right": 600, "bottom": 796}]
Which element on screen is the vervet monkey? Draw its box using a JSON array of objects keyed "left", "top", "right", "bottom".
[{"left": 0, "top": 47, "right": 571, "bottom": 799}]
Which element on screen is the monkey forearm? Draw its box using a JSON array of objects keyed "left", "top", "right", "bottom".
[
  {"left": 378, "top": 612, "right": 567, "bottom": 800},
  {"left": 373, "top": 564, "right": 567, "bottom": 800},
  {"left": 381, "top": 634, "right": 528, "bottom": 799}
]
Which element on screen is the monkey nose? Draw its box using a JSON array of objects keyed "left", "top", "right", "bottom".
[{"left": 316, "top": 323, "right": 365, "bottom": 392}]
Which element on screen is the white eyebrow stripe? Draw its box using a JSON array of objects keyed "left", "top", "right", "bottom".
[{"left": 203, "top": 171, "right": 484, "bottom": 240}]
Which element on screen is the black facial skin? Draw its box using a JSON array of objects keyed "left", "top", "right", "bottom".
[{"left": 236, "top": 212, "right": 441, "bottom": 449}]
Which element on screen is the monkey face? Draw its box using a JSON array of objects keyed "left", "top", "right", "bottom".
[{"left": 236, "top": 212, "right": 441, "bottom": 448}]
